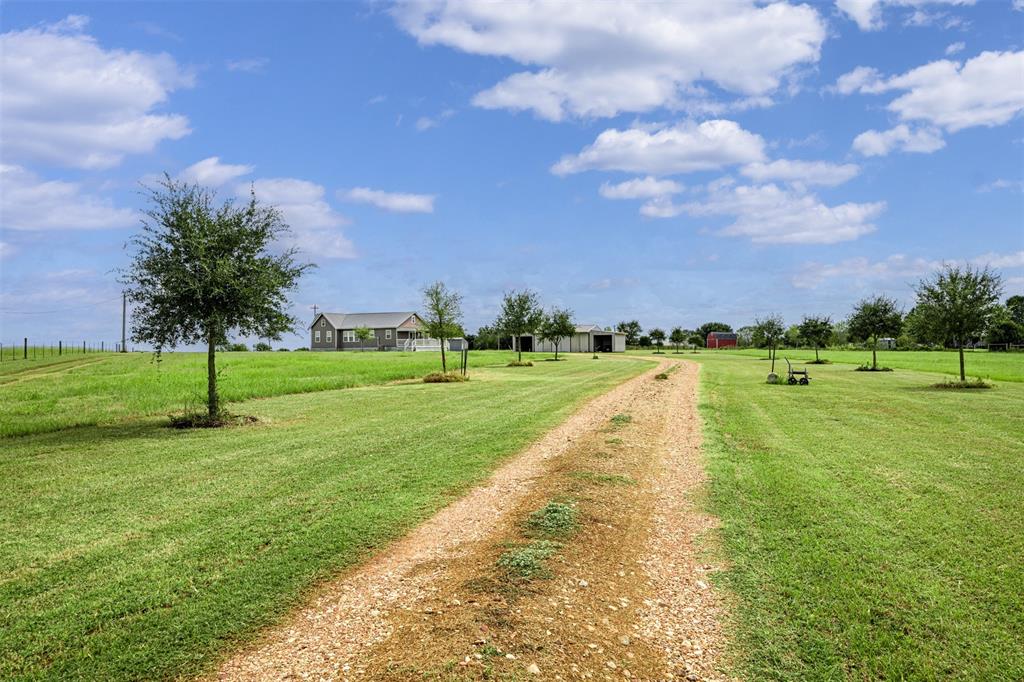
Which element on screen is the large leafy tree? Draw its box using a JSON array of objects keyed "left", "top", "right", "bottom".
[
  {"left": 649, "top": 327, "right": 666, "bottom": 353},
  {"left": 669, "top": 327, "right": 686, "bottom": 353},
  {"left": 798, "top": 315, "right": 833, "bottom": 362},
  {"left": 123, "top": 178, "right": 312, "bottom": 420},
  {"left": 753, "top": 314, "right": 785, "bottom": 373},
  {"left": 696, "top": 321, "right": 732, "bottom": 341},
  {"left": 848, "top": 295, "right": 903, "bottom": 370},
  {"left": 497, "top": 289, "right": 544, "bottom": 361},
  {"left": 421, "top": 281, "right": 463, "bottom": 373},
  {"left": 986, "top": 306, "right": 1023, "bottom": 349},
  {"left": 1006, "top": 295, "right": 1024, "bottom": 326},
  {"left": 913, "top": 265, "right": 1003, "bottom": 381},
  {"left": 537, "top": 307, "right": 575, "bottom": 360},
  {"left": 616, "top": 320, "right": 642, "bottom": 346}
]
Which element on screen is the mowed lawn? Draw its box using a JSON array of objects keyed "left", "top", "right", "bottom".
[
  {"left": 0, "top": 350, "right": 523, "bottom": 437},
  {"left": 719, "top": 347, "right": 1024, "bottom": 382},
  {"left": 692, "top": 353, "right": 1024, "bottom": 680},
  {"left": 0, "top": 354, "right": 650, "bottom": 680}
]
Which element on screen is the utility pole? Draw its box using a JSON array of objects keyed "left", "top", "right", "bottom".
[
  {"left": 311, "top": 304, "right": 319, "bottom": 319},
  {"left": 121, "top": 292, "right": 127, "bottom": 353}
]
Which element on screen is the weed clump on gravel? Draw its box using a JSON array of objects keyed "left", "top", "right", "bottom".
[
  {"left": 654, "top": 372, "right": 670, "bottom": 380},
  {"left": 609, "top": 413, "right": 632, "bottom": 427},
  {"left": 526, "top": 501, "right": 577, "bottom": 536},
  {"left": 497, "top": 540, "right": 561, "bottom": 578}
]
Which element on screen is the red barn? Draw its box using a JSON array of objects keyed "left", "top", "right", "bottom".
[{"left": 706, "top": 331, "right": 738, "bottom": 349}]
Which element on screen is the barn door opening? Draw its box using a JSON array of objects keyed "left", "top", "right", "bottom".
[
  {"left": 519, "top": 335, "right": 534, "bottom": 352},
  {"left": 593, "top": 334, "right": 612, "bottom": 352}
]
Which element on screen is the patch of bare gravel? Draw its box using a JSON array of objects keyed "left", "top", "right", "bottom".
[{"left": 214, "top": 359, "right": 668, "bottom": 682}]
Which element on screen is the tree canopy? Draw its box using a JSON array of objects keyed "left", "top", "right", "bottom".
[
  {"left": 496, "top": 289, "right": 544, "bottom": 361},
  {"left": 538, "top": 307, "right": 575, "bottom": 360},
  {"left": 798, "top": 315, "right": 833, "bottom": 361},
  {"left": 649, "top": 327, "right": 666, "bottom": 353},
  {"left": 753, "top": 314, "right": 785, "bottom": 371},
  {"left": 696, "top": 321, "right": 732, "bottom": 340},
  {"left": 421, "top": 281, "right": 463, "bottom": 373},
  {"left": 616, "top": 320, "right": 642, "bottom": 346},
  {"left": 913, "top": 265, "right": 1002, "bottom": 380},
  {"left": 848, "top": 295, "right": 903, "bottom": 370},
  {"left": 122, "top": 177, "right": 312, "bottom": 419},
  {"left": 669, "top": 327, "right": 686, "bottom": 352}
]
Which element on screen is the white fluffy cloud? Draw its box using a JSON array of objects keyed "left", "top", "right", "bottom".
[
  {"left": 0, "top": 164, "right": 136, "bottom": 231},
  {"left": 179, "top": 157, "right": 254, "bottom": 187},
  {"left": 945, "top": 42, "right": 965, "bottom": 56},
  {"left": 339, "top": 187, "right": 436, "bottom": 213},
  {"left": 0, "top": 15, "right": 193, "bottom": 169},
  {"left": 244, "top": 179, "right": 355, "bottom": 259},
  {"left": 648, "top": 178, "right": 884, "bottom": 244},
  {"left": 552, "top": 120, "right": 765, "bottom": 176},
  {"left": 852, "top": 124, "right": 946, "bottom": 156},
  {"left": 836, "top": 0, "right": 974, "bottom": 31},
  {"left": 840, "top": 51, "right": 1024, "bottom": 155},
  {"left": 740, "top": 159, "right": 860, "bottom": 187},
  {"left": 393, "top": 1, "right": 825, "bottom": 120},
  {"left": 792, "top": 250, "right": 1024, "bottom": 288},
  {"left": 599, "top": 177, "right": 683, "bottom": 200}
]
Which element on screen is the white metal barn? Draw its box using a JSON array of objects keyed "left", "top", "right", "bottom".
[{"left": 517, "top": 324, "right": 627, "bottom": 354}]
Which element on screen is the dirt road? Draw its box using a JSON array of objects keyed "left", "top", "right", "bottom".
[{"left": 217, "top": 359, "right": 727, "bottom": 681}]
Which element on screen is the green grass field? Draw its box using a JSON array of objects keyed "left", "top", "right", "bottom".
[
  {"left": 0, "top": 354, "right": 650, "bottom": 680},
  {"left": 718, "top": 347, "right": 1024, "bottom": 382},
  {"left": 690, "top": 353, "right": 1024, "bottom": 680},
  {"left": 0, "top": 350, "right": 525, "bottom": 437}
]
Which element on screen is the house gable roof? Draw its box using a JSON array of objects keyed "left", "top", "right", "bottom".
[{"left": 311, "top": 312, "right": 419, "bottom": 330}]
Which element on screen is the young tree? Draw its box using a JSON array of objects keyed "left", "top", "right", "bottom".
[
  {"left": 753, "top": 314, "right": 785, "bottom": 373},
  {"left": 354, "top": 326, "right": 374, "bottom": 350},
  {"left": 616, "top": 320, "right": 643, "bottom": 346},
  {"left": 649, "top": 328, "right": 666, "bottom": 353},
  {"left": 537, "top": 307, "right": 576, "bottom": 360},
  {"left": 123, "top": 178, "right": 311, "bottom": 420},
  {"left": 687, "top": 332, "right": 704, "bottom": 350},
  {"left": 913, "top": 265, "right": 1003, "bottom": 381},
  {"left": 638, "top": 335, "right": 652, "bottom": 349},
  {"left": 798, "top": 315, "right": 833, "bottom": 362},
  {"left": 496, "top": 289, "right": 544, "bottom": 362},
  {"left": 421, "top": 281, "right": 463, "bottom": 373},
  {"left": 848, "top": 295, "right": 903, "bottom": 370},
  {"left": 669, "top": 327, "right": 685, "bottom": 353}
]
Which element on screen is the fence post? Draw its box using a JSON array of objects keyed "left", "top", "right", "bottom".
[
  {"left": 24, "top": 337, "right": 28, "bottom": 360},
  {"left": 59, "top": 340, "right": 62, "bottom": 356},
  {"left": 82, "top": 341, "right": 86, "bottom": 354}
]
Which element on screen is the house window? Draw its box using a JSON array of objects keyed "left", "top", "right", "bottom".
[
  {"left": 326, "top": 330, "right": 333, "bottom": 342},
  {"left": 343, "top": 330, "right": 355, "bottom": 343},
  {"left": 314, "top": 330, "right": 321, "bottom": 342},
  {"left": 385, "top": 329, "right": 392, "bottom": 339}
]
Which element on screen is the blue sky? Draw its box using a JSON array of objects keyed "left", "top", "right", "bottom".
[{"left": 1, "top": 0, "right": 1022, "bottom": 348}]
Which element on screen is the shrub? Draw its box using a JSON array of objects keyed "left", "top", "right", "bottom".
[
  {"left": 507, "top": 360, "right": 533, "bottom": 367},
  {"left": 168, "top": 410, "right": 256, "bottom": 429},
  {"left": 254, "top": 342, "right": 272, "bottom": 352},
  {"left": 526, "top": 501, "right": 577, "bottom": 536},
  {"left": 933, "top": 378, "right": 992, "bottom": 390},
  {"left": 294, "top": 347, "right": 309, "bottom": 351},
  {"left": 423, "top": 372, "right": 468, "bottom": 383},
  {"left": 497, "top": 540, "right": 561, "bottom": 578},
  {"left": 276, "top": 347, "right": 290, "bottom": 352},
  {"left": 654, "top": 372, "right": 669, "bottom": 380}
]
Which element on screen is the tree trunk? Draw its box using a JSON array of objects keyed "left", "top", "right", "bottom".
[
  {"left": 441, "top": 339, "right": 447, "bottom": 373},
  {"left": 554, "top": 339, "right": 559, "bottom": 360},
  {"left": 872, "top": 338, "right": 877, "bottom": 370},
  {"left": 207, "top": 331, "right": 218, "bottom": 418},
  {"left": 517, "top": 336, "right": 522, "bottom": 362},
  {"left": 959, "top": 343, "right": 965, "bottom": 382},
  {"left": 815, "top": 345, "right": 820, "bottom": 362}
]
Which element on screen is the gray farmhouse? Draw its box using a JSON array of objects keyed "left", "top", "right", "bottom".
[{"left": 310, "top": 312, "right": 426, "bottom": 351}]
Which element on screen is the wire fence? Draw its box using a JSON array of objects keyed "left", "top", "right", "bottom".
[{"left": 0, "top": 339, "right": 132, "bottom": 363}]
